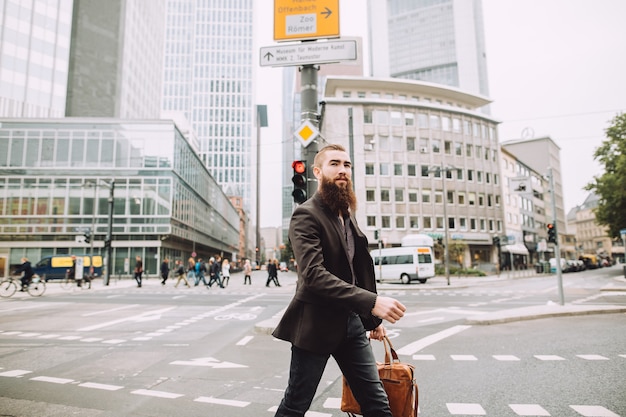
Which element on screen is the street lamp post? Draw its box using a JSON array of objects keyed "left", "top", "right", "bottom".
[
  {"left": 105, "top": 179, "right": 115, "bottom": 286},
  {"left": 429, "top": 162, "right": 455, "bottom": 286}
]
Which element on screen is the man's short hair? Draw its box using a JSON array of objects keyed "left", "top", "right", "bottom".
[{"left": 314, "top": 144, "right": 346, "bottom": 168}]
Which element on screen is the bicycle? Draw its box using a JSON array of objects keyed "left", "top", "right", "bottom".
[
  {"left": 0, "top": 275, "right": 46, "bottom": 298},
  {"left": 60, "top": 271, "right": 92, "bottom": 290}
]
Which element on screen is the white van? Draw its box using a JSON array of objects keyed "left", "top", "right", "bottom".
[{"left": 370, "top": 246, "right": 435, "bottom": 284}]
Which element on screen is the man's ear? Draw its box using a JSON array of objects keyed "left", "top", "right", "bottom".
[{"left": 312, "top": 165, "right": 321, "bottom": 179}]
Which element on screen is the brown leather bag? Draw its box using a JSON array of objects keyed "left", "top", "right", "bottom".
[{"left": 341, "top": 336, "right": 418, "bottom": 417}]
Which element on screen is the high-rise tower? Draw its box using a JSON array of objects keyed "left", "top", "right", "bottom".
[
  {"left": 162, "top": 0, "right": 255, "bottom": 212},
  {"left": 368, "top": 0, "right": 490, "bottom": 99}
]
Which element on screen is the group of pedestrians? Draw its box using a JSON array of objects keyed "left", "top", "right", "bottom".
[
  {"left": 159, "top": 255, "right": 231, "bottom": 289},
  {"left": 156, "top": 256, "right": 285, "bottom": 288}
]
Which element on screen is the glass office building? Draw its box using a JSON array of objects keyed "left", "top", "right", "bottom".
[
  {"left": 0, "top": 118, "right": 240, "bottom": 277},
  {"left": 0, "top": 0, "right": 74, "bottom": 118}
]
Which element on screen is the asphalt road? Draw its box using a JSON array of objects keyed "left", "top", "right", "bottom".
[{"left": 0, "top": 266, "right": 624, "bottom": 416}]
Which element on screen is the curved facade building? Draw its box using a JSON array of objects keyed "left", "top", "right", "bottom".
[{"left": 321, "top": 76, "right": 503, "bottom": 269}]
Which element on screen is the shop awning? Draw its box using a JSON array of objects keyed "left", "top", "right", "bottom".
[{"left": 501, "top": 243, "right": 529, "bottom": 255}]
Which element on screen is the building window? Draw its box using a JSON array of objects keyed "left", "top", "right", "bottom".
[
  {"left": 419, "top": 137, "right": 428, "bottom": 151},
  {"left": 457, "top": 169, "right": 464, "bottom": 180},
  {"left": 478, "top": 194, "right": 485, "bottom": 206},
  {"left": 432, "top": 139, "right": 441, "bottom": 153},
  {"left": 442, "top": 116, "right": 451, "bottom": 131},
  {"left": 407, "top": 164, "right": 416, "bottom": 176},
  {"left": 365, "top": 163, "right": 374, "bottom": 175},
  {"left": 364, "top": 108, "right": 373, "bottom": 124},
  {"left": 367, "top": 216, "right": 376, "bottom": 227},
  {"left": 342, "top": 91, "right": 351, "bottom": 98},
  {"left": 466, "top": 144, "right": 473, "bottom": 157},
  {"left": 366, "top": 189, "right": 375, "bottom": 202},
  {"left": 395, "top": 189, "right": 404, "bottom": 202},
  {"left": 468, "top": 192, "right": 476, "bottom": 206},
  {"left": 394, "top": 164, "right": 403, "bottom": 175},
  {"left": 444, "top": 141, "right": 451, "bottom": 154},
  {"left": 436, "top": 216, "right": 444, "bottom": 229},
  {"left": 380, "top": 163, "right": 389, "bottom": 175},
  {"left": 381, "top": 189, "right": 390, "bottom": 202},
  {"left": 391, "top": 111, "right": 402, "bottom": 125},
  {"left": 396, "top": 216, "right": 405, "bottom": 228},
  {"left": 381, "top": 216, "right": 391, "bottom": 228},
  {"left": 421, "top": 165, "right": 429, "bottom": 177},
  {"left": 458, "top": 192, "right": 465, "bottom": 205},
  {"left": 477, "top": 171, "right": 483, "bottom": 183},
  {"left": 392, "top": 136, "right": 403, "bottom": 151},
  {"left": 409, "top": 216, "right": 419, "bottom": 229},
  {"left": 374, "top": 110, "right": 389, "bottom": 125},
  {"left": 448, "top": 217, "right": 455, "bottom": 229},
  {"left": 455, "top": 142, "right": 462, "bottom": 156},
  {"left": 405, "top": 113, "right": 415, "bottom": 126},
  {"left": 467, "top": 169, "right": 474, "bottom": 181},
  {"left": 418, "top": 113, "right": 428, "bottom": 127},
  {"left": 480, "top": 219, "right": 486, "bottom": 231},
  {"left": 459, "top": 217, "right": 467, "bottom": 230},
  {"left": 423, "top": 216, "right": 432, "bottom": 229},
  {"left": 408, "top": 191, "right": 418, "bottom": 202},
  {"left": 470, "top": 218, "right": 477, "bottom": 230},
  {"left": 422, "top": 189, "right": 431, "bottom": 203},
  {"left": 447, "top": 191, "right": 454, "bottom": 204},
  {"left": 430, "top": 115, "right": 440, "bottom": 129},
  {"left": 434, "top": 192, "right": 443, "bottom": 204},
  {"left": 407, "top": 137, "right": 416, "bottom": 151}
]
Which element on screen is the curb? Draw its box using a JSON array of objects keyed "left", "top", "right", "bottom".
[{"left": 465, "top": 304, "right": 626, "bottom": 325}]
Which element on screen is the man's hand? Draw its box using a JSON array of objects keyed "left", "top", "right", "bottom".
[
  {"left": 371, "top": 296, "right": 406, "bottom": 324},
  {"left": 369, "top": 324, "right": 386, "bottom": 341}
]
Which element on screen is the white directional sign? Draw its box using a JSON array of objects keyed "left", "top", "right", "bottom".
[{"left": 260, "top": 39, "right": 357, "bottom": 67}]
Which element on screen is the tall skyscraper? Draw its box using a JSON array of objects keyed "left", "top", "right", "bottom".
[
  {"left": 0, "top": 0, "right": 74, "bottom": 118},
  {"left": 368, "top": 0, "right": 490, "bottom": 99},
  {"left": 162, "top": 0, "right": 255, "bottom": 213},
  {"left": 65, "top": 0, "right": 166, "bottom": 118}
]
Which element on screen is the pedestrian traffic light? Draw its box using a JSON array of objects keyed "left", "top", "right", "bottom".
[
  {"left": 493, "top": 236, "right": 500, "bottom": 246},
  {"left": 291, "top": 160, "right": 307, "bottom": 204},
  {"left": 83, "top": 231, "right": 91, "bottom": 244},
  {"left": 547, "top": 223, "right": 557, "bottom": 244}
]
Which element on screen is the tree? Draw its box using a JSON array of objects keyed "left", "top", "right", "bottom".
[
  {"left": 449, "top": 241, "right": 468, "bottom": 268},
  {"left": 585, "top": 113, "right": 626, "bottom": 238}
]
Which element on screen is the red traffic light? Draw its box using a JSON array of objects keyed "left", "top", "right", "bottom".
[{"left": 292, "top": 160, "right": 306, "bottom": 174}]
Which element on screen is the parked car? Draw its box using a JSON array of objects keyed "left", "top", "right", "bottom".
[{"left": 279, "top": 262, "right": 288, "bottom": 272}]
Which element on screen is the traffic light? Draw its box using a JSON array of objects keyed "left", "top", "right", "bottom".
[
  {"left": 291, "top": 160, "right": 307, "bottom": 204},
  {"left": 547, "top": 223, "right": 557, "bottom": 244},
  {"left": 104, "top": 238, "right": 111, "bottom": 249},
  {"left": 493, "top": 236, "right": 500, "bottom": 246},
  {"left": 83, "top": 231, "right": 91, "bottom": 244}
]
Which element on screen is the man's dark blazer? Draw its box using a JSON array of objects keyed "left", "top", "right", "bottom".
[{"left": 272, "top": 193, "right": 382, "bottom": 354}]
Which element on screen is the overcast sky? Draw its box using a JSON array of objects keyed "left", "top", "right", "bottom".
[{"left": 256, "top": 0, "right": 626, "bottom": 228}]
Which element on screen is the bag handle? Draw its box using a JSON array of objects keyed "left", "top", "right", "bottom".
[{"left": 382, "top": 336, "right": 399, "bottom": 365}]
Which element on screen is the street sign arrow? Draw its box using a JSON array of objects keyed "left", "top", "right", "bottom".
[
  {"left": 170, "top": 357, "right": 248, "bottom": 369},
  {"left": 260, "top": 39, "right": 357, "bottom": 67},
  {"left": 321, "top": 7, "right": 332, "bottom": 18}
]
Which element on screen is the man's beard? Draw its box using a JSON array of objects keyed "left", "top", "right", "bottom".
[{"left": 318, "top": 174, "right": 357, "bottom": 216}]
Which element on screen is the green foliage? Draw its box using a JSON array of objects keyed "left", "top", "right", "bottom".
[
  {"left": 435, "top": 264, "right": 486, "bottom": 277},
  {"left": 585, "top": 113, "right": 626, "bottom": 238}
]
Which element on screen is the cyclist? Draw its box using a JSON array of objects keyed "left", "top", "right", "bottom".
[{"left": 14, "top": 257, "right": 34, "bottom": 291}]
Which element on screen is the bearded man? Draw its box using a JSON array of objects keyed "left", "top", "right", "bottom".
[{"left": 272, "top": 144, "right": 406, "bottom": 417}]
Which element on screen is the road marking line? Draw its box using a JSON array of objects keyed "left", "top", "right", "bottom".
[
  {"left": 509, "top": 403, "right": 550, "bottom": 416},
  {"left": 80, "top": 338, "right": 103, "bottom": 343},
  {"left": 236, "top": 335, "right": 254, "bottom": 346},
  {"left": 38, "top": 334, "right": 60, "bottom": 339},
  {"left": 323, "top": 397, "right": 341, "bottom": 409},
  {"left": 412, "top": 354, "right": 436, "bottom": 360},
  {"left": 31, "top": 376, "right": 74, "bottom": 384},
  {"left": 132, "top": 389, "right": 184, "bottom": 399},
  {"left": 19, "top": 332, "right": 41, "bottom": 337},
  {"left": 102, "top": 339, "right": 126, "bottom": 344},
  {"left": 494, "top": 355, "right": 520, "bottom": 361},
  {"left": 534, "top": 355, "right": 565, "bottom": 361},
  {"left": 79, "top": 382, "right": 124, "bottom": 391},
  {"left": 0, "top": 370, "right": 32, "bottom": 377},
  {"left": 570, "top": 405, "right": 620, "bottom": 417},
  {"left": 418, "top": 316, "right": 445, "bottom": 323},
  {"left": 447, "top": 403, "right": 486, "bottom": 415},
  {"left": 451, "top": 355, "right": 478, "bottom": 361},
  {"left": 195, "top": 396, "right": 250, "bottom": 407},
  {"left": 82, "top": 304, "right": 139, "bottom": 317},
  {"left": 77, "top": 306, "right": 177, "bottom": 331},
  {"left": 59, "top": 336, "right": 81, "bottom": 340},
  {"left": 577, "top": 354, "right": 609, "bottom": 360},
  {"left": 396, "top": 325, "right": 471, "bottom": 355}
]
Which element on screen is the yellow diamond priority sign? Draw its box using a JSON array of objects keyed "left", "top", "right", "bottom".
[{"left": 294, "top": 120, "right": 319, "bottom": 148}]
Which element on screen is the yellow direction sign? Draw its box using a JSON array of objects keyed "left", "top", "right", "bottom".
[
  {"left": 294, "top": 120, "right": 319, "bottom": 148},
  {"left": 274, "top": 0, "right": 339, "bottom": 41}
]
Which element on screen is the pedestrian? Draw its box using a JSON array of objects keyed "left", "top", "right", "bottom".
[
  {"left": 14, "top": 257, "right": 34, "bottom": 291},
  {"left": 160, "top": 257, "right": 170, "bottom": 285},
  {"left": 272, "top": 144, "right": 406, "bottom": 417},
  {"left": 208, "top": 255, "right": 224, "bottom": 288},
  {"left": 174, "top": 260, "right": 190, "bottom": 288},
  {"left": 194, "top": 257, "right": 209, "bottom": 287},
  {"left": 243, "top": 259, "right": 252, "bottom": 285},
  {"left": 266, "top": 258, "right": 279, "bottom": 287},
  {"left": 186, "top": 257, "right": 196, "bottom": 284},
  {"left": 272, "top": 259, "right": 281, "bottom": 286},
  {"left": 134, "top": 255, "right": 143, "bottom": 287},
  {"left": 221, "top": 258, "right": 231, "bottom": 287}
]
